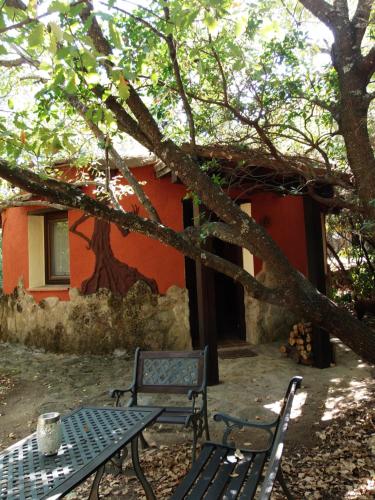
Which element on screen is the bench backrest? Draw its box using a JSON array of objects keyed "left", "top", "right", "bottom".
[
  {"left": 132, "top": 346, "right": 208, "bottom": 395},
  {"left": 259, "top": 375, "right": 303, "bottom": 499}
]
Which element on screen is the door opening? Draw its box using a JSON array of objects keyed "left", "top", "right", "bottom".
[{"left": 212, "top": 238, "right": 246, "bottom": 344}]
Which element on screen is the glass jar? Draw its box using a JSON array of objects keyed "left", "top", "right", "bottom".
[{"left": 36, "top": 412, "right": 62, "bottom": 456}]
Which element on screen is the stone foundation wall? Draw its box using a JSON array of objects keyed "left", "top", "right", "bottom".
[
  {"left": 244, "top": 266, "right": 299, "bottom": 344},
  {"left": 0, "top": 282, "right": 191, "bottom": 354}
]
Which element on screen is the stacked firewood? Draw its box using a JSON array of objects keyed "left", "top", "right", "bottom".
[{"left": 280, "top": 321, "right": 313, "bottom": 365}]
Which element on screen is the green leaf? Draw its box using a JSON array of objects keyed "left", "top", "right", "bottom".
[
  {"left": 150, "top": 72, "right": 158, "bottom": 85},
  {"left": 65, "top": 75, "right": 78, "bottom": 94},
  {"left": 48, "top": 1, "right": 70, "bottom": 14},
  {"left": 49, "top": 22, "right": 63, "bottom": 42},
  {"left": 7, "top": 99, "right": 14, "bottom": 110},
  {"left": 28, "top": 24, "right": 45, "bottom": 48},
  {"left": 82, "top": 50, "right": 97, "bottom": 69},
  {"left": 49, "top": 33, "right": 57, "bottom": 54},
  {"left": 109, "top": 22, "right": 123, "bottom": 50},
  {"left": 39, "top": 60, "right": 51, "bottom": 71},
  {"left": 0, "top": 45, "right": 7, "bottom": 56},
  {"left": 118, "top": 75, "right": 130, "bottom": 100},
  {"left": 235, "top": 15, "right": 248, "bottom": 37},
  {"left": 204, "top": 13, "right": 218, "bottom": 34}
]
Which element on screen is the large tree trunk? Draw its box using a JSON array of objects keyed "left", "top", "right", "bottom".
[{"left": 334, "top": 46, "right": 375, "bottom": 225}]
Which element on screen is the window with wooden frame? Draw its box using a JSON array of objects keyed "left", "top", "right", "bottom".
[{"left": 44, "top": 212, "right": 70, "bottom": 284}]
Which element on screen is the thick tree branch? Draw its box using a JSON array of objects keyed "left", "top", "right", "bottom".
[
  {"left": 298, "top": 0, "right": 335, "bottom": 28},
  {"left": 0, "top": 200, "right": 67, "bottom": 210},
  {"left": 0, "top": 57, "right": 28, "bottom": 67},
  {"left": 0, "top": 158, "right": 286, "bottom": 305},
  {"left": 359, "top": 45, "right": 375, "bottom": 81},
  {"left": 352, "top": 0, "right": 373, "bottom": 47}
]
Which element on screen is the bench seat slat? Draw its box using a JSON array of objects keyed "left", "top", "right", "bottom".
[
  {"left": 170, "top": 444, "right": 215, "bottom": 500},
  {"left": 239, "top": 452, "right": 267, "bottom": 500},
  {"left": 204, "top": 453, "right": 240, "bottom": 500},
  {"left": 186, "top": 446, "right": 228, "bottom": 500},
  {"left": 222, "top": 452, "right": 255, "bottom": 500}
]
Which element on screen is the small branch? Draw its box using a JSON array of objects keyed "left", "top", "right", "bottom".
[
  {"left": 65, "top": 93, "right": 161, "bottom": 222},
  {"left": 327, "top": 241, "right": 351, "bottom": 280},
  {"left": 209, "top": 35, "right": 229, "bottom": 105},
  {"left": 99, "top": 1, "right": 167, "bottom": 40},
  {"left": 1, "top": 0, "right": 85, "bottom": 34},
  {"left": 163, "top": 5, "right": 196, "bottom": 145}
]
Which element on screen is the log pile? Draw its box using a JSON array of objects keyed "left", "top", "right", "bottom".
[{"left": 280, "top": 321, "right": 313, "bottom": 365}]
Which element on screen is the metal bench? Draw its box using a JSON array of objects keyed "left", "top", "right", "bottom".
[
  {"left": 110, "top": 346, "right": 210, "bottom": 461},
  {"left": 170, "top": 376, "right": 302, "bottom": 499}
]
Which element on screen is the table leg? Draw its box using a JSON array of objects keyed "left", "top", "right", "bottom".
[
  {"left": 88, "top": 464, "right": 105, "bottom": 500},
  {"left": 131, "top": 435, "right": 156, "bottom": 500}
]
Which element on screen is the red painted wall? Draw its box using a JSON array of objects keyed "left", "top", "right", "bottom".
[
  {"left": 69, "top": 166, "right": 186, "bottom": 294},
  {"left": 2, "top": 167, "right": 309, "bottom": 303},
  {"left": 2, "top": 207, "right": 29, "bottom": 291},
  {"left": 2, "top": 166, "right": 186, "bottom": 301},
  {"left": 251, "top": 193, "right": 308, "bottom": 276}
]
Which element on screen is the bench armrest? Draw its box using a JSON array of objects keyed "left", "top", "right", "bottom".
[
  {"left": 108, "top": 386, "right": 134, "bottom": 406},
  {"left": 187, "top": 388, "right": 204, "bottom": 401},
  {"left": 214, "top": 412, "right": 278, "bottom": 450},
  {"left": 213, "top": 412, "right": 278, "bottom": 430}
]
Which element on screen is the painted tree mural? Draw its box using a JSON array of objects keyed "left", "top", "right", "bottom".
[{"left": 70, "top": 214, "right": 158, "bottom": 296}]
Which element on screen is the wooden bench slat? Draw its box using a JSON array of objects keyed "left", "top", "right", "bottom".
[
  {"left": 222, "top": 453, "right": 255, "bottom": 500},
  {"left": 239, "top": 452, "right": 267, "bottom": 499},
  {"left": 186, "top": 446, "right": 228, "bottom": 499},
  {"left": 170, "top": 444, "right": 215, "bottom": 500}
]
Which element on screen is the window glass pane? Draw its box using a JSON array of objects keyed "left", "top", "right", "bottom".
[{"left": 51, "top": 220, "right": 70, "bottom": 277}]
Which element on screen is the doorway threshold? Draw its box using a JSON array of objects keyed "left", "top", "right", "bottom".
[{"left": 218, "top": 342, "right": 258, "bottom": 359}]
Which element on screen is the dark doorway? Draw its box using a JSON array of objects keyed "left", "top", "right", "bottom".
[
  {"left": 212, "top": 238, "right": 246, "bottom": 344},
  {"left": 183, "top": 199, "right": 246, "bottom": 349}
]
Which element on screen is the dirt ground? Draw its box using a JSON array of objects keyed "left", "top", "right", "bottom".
[
  {"left": 0, "top": 338, "right": 374, "bottom": 448},
  {"left": 0, "top": 338, "right": 374, "bottom": 498}
]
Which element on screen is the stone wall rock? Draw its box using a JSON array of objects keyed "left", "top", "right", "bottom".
[
  {"left": 244, "top": 265, "right": 299, "bottom": 344},
  {"left": 0, "top": 282, "right": 191, "bottom": 354}
]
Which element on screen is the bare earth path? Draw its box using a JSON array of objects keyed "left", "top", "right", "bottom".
[{"left": 0, "top": 339, "right": 374, "bottom": 498}]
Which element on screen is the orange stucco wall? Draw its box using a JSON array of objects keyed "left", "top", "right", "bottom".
[
  {"left": 2, "top": 166, "right": 186, "bottom": 301},
  {"left": 2, "top": 207, "right": 30, "bottom": 291},
  {"left": 1, "top": 169, "right": 309, "bottom": 302},
  {"left": 251, "top": 193, "right": 308, "bottom": 276}
]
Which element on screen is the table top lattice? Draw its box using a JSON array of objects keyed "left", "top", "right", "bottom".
[{"left": 0, "top": 406, "right": 160, "bottom": 500}]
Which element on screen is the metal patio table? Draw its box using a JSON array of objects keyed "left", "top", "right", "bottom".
[{"left": 0, "top": 406, "right": 163, "bottom": 500}]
